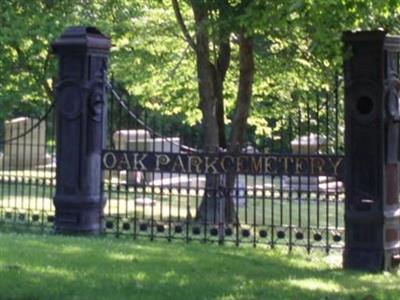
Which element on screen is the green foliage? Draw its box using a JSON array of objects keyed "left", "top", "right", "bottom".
[
  {"left": 1, "top": 1, "right": 400, "bottom": 138},
  {"left": 0, "top": 232, "right": 399, "bottom": 300}
]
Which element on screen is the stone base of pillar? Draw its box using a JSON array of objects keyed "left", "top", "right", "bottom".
[
  {"left": 54, "top": 195, "right": 106, "bottom": 234},
  {"left": 343, "top": 249, "right": 384, "bottom": 272}
]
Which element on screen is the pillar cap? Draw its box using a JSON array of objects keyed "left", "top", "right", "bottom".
[
  {"left": 52, "top": 26, "right": 111, "bottom": 55},
  {"left": 342, "top": 30, "right": 387, "bottom": 43},
  {"left": 342, "top": 30, "right": 400, "bottom": 52},
  {"left": 385, "top": 35, "right": 400, "bottom": 51}
]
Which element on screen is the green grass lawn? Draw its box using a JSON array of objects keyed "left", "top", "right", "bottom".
[{"left": 0, "top": 232, "right": 398, "bottom": 300}]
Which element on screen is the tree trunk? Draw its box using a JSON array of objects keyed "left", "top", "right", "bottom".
[
  {"left": 225, "top": 32, "right": 255, "bottom": 223},
  {"left": 182, "top": 2, "right": 254, "bottom": 225},
  {"left": 197, "top": 33, "right": 254, "bottom": 224},
  {"left": 190, "top": 2, "right": 219, "bottom": 150},
  {"left": 190, "top": 2, "right": 222, "bottom": 224}
]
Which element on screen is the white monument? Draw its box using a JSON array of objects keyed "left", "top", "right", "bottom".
[
  {"left": 290, "top": 133, "right": 327, "bottom": 154},
  {"left": 1, "top": 117, "right": 51, "bottom": 169},
  {"left": 112, "top": 129, "right": 152, "bottom": 151},
  {"left": 112, "top": 129, "right": 182, "bottom": 185},
  {"left": 283, "top": 134, "right": 344, "bottom": 196}
]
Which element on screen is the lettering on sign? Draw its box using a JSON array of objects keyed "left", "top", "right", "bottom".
[{"left": 102, "top": 150, "right": 344, "bottom": 177}]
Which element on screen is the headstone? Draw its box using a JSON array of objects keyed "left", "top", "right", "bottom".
[
  {"left": 232, "top": 179, "right": 247, "bottom": 206},
  {"left": 282, "top": 134, "right": 343, "bottom": 197},
  {"left": 113, "top": 129, "right": 151, "bottom": 150},
  {"left": 111, "top": 131, "right": 181, "bottom": 185},
  {"left": 2, "top": 117, "right": 51, "bottom": 169},
  {"left": 113, "top": 131, "right": 180, "bottom": 153},
  {"left": 242, "top": 144, "right": 259, "bottom": 154},
  {"left": 291, "top": 133, "right": 326, "bottom": 154},
  {"left": 153, "top": 137, "right": 180, "bottom": 153},
  {"left": 112, "top": 130, "right": 152, "bottom": 184},
  {"left": 149, "top": 173, "right": 206, "bottom": 188}
]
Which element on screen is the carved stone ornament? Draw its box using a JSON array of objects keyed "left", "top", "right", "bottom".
[
  {"left": 89, "top": 84, "right": 104, "bottom": 122},
  {"left": 386, "top": 72, "right": 400, "bottom": 122},
  {"left": 348, "top": 79, "right": 378, "bottom": 125},
  {"left": 56, "top": 80, "right": 86, "bottom": 120}
]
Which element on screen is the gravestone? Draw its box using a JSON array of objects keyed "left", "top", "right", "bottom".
[
  {"left": 242, "top": 144, "right": 259, "bottom": 154},
  {"left": 146, "top": 137, "right": 181, "bottom": 185},
  {"left": 153, "top": 137, "right": 180, "bottom": 153},
  {"left": 149, "top": 174, "right": 206, "bottom": 188},
  {"left": 111, "top": 130, "right": 152, "bottom": 184},
  {"left": 290, "top": 133, "right": 326, "bottom": 154},
  {"left": 1, "top": 117, "right": 51, "bottom": 169},
  {"left": 232, "top": 179, "right": 246, "bottom": 206},
  {"left": 112, "top": 129, "right": 151, "bottom": 150},
  {"left": 112, "top": 130, "right": 181, "bottom": 185},
  {"left": 283, "top": 134, "right": 344, "bottom": 195},
  {"left": 112, "top": 130, "right": 181, "bottom": 153}
]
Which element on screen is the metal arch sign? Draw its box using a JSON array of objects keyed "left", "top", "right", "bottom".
[{"left": 102, "top": 150, "right": 344, "bottom": 178}]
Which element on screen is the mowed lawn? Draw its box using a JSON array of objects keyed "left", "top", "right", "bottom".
[{"left": 0, "top": 232, "right": 399, "bottom": 300}]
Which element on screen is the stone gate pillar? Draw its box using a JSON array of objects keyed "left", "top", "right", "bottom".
[
  {"left": 52, "top": 27, "right": 111, "bottom": 234},
  {"left": 343, "top": 30, "right": 400, "bottom": 271}
]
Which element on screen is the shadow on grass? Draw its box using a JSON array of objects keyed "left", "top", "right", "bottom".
[{"left": 0, "top": 232, "right": 398, "bottom": 300}]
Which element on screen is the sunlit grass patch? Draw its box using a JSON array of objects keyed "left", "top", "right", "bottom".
[{"left": 0, "top": 232, "right": 399, "bottom": 300}]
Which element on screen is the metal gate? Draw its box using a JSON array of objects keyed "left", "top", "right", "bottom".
[
  {"left": 0, "top": 26, "right": 345, "bottom": 253},
  {"left": 102, "top": 79, "right": 345, "bottom": 252}
]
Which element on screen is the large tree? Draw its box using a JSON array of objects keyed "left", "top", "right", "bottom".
[
  {"left": 170, "top": 0, "right": 400, "bottom": 223},
  {"left": 172, "top": 0, "right": 257, "bottom": 223}
]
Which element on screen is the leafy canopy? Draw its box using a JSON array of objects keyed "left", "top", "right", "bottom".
[{"left": 0, "top": 0, "right": 399, "bottom": 135}]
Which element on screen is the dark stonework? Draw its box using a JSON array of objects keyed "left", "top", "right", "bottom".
[
  {"left": 343, "top": 30, "right": 400, "bottom": 271},
  {"left": 52, "top": 27, "right": 111, "bottom": 234}
]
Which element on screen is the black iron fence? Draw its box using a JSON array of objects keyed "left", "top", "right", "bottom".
[
  {"left": 0, "top": 103, "right": 56, "bottom": 230},
  {"left": 0, "top": 78, "right": 345, "bottom": 252},
  {"left": 101, "top": 79, "right": 345, "bottom": 252}
]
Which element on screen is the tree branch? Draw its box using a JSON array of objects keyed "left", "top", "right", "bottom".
[{"left": 172, "top": 0, "right": 197, "bottom": 52}]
